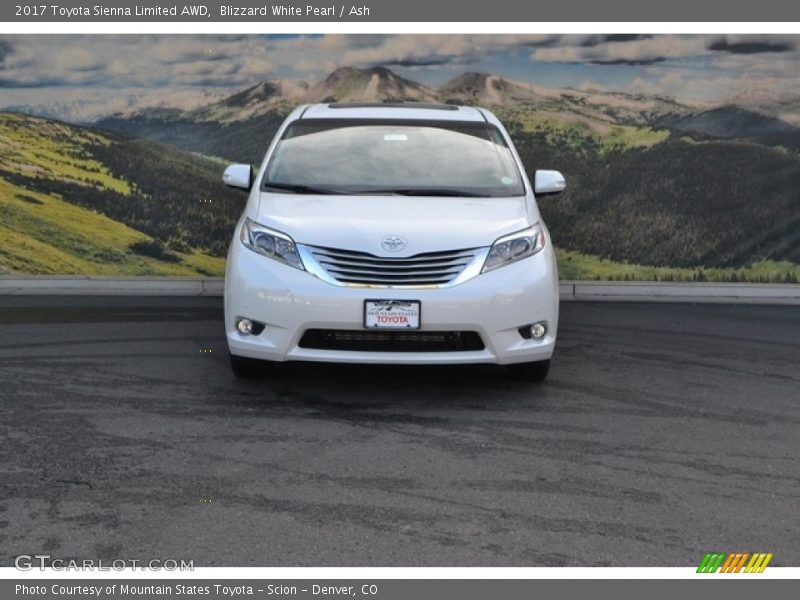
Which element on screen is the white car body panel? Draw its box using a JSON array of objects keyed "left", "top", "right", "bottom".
[
  {"left": 224, "top": 103, "right": 562, "bottom": 367},
  {"left": 255, "top": 194, "right": 532, "bottom": 254}
]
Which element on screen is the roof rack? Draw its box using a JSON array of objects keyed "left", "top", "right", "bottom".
[{"left": 327, "top": 101, "right": 460, "bottom": 111}]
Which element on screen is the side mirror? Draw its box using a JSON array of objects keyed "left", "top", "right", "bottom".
[
  {"left": 223, "top": 164, "right": 253, "bottom": 191},
  {"left": 533, "top": 170, "right": 566, "bottom": 196}
]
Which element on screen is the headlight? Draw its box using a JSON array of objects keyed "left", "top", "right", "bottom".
[
  {"left": 482, "top": 223, "right": 546, "bottom": 273},
  {"left": 240, "top": 218, "right": 304, "bottom": 270}
]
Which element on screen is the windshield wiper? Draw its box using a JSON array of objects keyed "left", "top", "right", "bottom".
[
  {"left": 353, "top": 188, "right": 487, "bottom": 197},
  {"left": 263, "top": 183, "right": 491, "bottom": 197},
  {"left": 262, "top": 182, "right": 346, "bottom": 195}
]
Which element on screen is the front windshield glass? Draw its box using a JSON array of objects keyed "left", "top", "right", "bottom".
[{"left": 262, "top": 118, "right": 525, "bottom": 197}]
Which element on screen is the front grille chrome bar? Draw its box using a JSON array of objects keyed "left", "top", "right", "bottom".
[{"left": 297, "top": 244, "right": 490, "bottom": 289}]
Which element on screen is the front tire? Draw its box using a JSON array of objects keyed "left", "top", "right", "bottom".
[
  {"left": 230, "top": 354, "right": 268, "bottom": 379},
  {"left": 506, "top": 359, "right": 550, "bottom": 382}
]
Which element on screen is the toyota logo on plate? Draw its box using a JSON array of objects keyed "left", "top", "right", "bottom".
[{"left": 381, "top": 236, "right": 407, "bottom": 253}]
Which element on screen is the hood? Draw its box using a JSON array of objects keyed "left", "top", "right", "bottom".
[{"left": 254, "top": 193, "right": 531, "bottom": 256}]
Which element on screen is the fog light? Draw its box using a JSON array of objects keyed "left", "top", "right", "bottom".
[
  {"left": 530, "top": 322, "right": 547, "bottom": 340},
  {"left": 236, "top": 318, "right": 253, "bottom": 335}
]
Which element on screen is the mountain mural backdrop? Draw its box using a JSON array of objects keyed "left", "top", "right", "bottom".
[{"left": 2, "top": 65, "right": 800, "bottom": 281}]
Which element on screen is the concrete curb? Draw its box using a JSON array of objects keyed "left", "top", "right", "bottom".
[
  {"left": 0, "top": 276, "right": 224, "bottom": 296},
  {"left": 1, "top": 277, "right": 799, "bottom": 304},
  {"left": 558, "top": 281, "right": 800, "bottom": 304}
]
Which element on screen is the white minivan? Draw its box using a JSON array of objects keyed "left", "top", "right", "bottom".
[{"left": 222, "top": 102, "right": 565, "bottom": 381}]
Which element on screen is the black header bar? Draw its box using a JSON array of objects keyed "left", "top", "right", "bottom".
[{"left": 4, "top": 0, "right": 800, "bottom": 22}]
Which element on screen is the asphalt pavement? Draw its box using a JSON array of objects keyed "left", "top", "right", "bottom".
[{"left": 0, "top": 297, "right": 798, "bottom": 566}]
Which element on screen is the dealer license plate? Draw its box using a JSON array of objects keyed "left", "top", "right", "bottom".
[{"left": 364, "top": 300, "right": 421, "bottom": 330}]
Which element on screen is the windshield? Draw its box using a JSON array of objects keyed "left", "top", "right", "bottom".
[{"left": 262, "top": 118, "right": 525, "bottom": 197}]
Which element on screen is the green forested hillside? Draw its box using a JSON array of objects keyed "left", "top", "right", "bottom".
[
  {"left": 97, "top": 110, "right": 287, "bottom": 165},
  {"left": 506, "top": 123, "right": 800, "bottom": 269},
  {"left": 654, "top": 106, "right": 800, "bottom": 151},
  {"left": 0, "top": 112, "right": 243, "bottom": 276}
]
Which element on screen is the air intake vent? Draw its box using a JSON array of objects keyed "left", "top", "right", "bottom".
[{"left": 299, "top": 329, "right": 485, "bottom": 352}]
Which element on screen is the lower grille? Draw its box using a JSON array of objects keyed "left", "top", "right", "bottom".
[{"left": 298, "top": 329, "right": 485, "bottom": 352}]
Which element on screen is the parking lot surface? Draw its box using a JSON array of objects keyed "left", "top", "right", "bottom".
[{"left": 1, "top": 297, "right": 798, "bottom": 566}]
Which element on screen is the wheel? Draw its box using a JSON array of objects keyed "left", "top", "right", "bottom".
[
  {"left": 229, "top": 353, "right": 268, "bottom": 379},
  {"left": 506, "top": 359, "right": 550, "bottom": 382}
]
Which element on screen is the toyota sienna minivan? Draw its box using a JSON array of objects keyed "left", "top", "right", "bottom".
[{"left": 222, "top": 102, "right": 565, "bottom": 381}]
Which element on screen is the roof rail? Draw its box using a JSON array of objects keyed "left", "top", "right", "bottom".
[{"left": 327, "top": 101, "right": 460, "bottom": 111}]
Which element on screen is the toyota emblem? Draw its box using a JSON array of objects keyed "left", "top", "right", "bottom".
[{"left": 381, "top": 236, "right": 407, "bottom": 253}]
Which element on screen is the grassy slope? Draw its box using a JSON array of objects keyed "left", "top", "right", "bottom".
[
  {"left": 0, "top": 112, "right": 131, "bottom": 194},
  {"left": 0, "top": 112, "right": 225, "bottom": 276},
  {"left": 556, "top": 249, "right": 800, "bottom": 283},
  {"left": 498, "top": 105, "right": 670, "bottom": 154}
]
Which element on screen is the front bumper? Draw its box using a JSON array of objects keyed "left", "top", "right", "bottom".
[{"left": 225, "top": 241, "right": 559, "bottom": 365}]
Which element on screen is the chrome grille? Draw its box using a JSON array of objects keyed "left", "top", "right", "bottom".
[{"left": 305, "top": 245, "right": 481, "bottom": 286}]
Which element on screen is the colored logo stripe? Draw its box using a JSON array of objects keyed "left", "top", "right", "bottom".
[
  {"left": 745, "top": 553, "right": 773, "bottom": 573},
  {"left": 697, "top": 552, "right": 773, "bottom": 573},
  {"left": 720, "top": 553, "right": 737, "bottom": 573},
  {"left": 720, "top": 553, "right": 750, "bottom": 573},
  {"left": 697, "top": 553, "right": 726, "bottom": 573}
]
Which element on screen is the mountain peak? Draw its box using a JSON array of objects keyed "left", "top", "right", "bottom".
[
  {"left": 322, "top": 65, "right": 360, "bottom": 82},
  {"left": 443, "top": 71, "right": 492, "bottom": 85},
  {"left": 192, "top": 78, "right": 307, "bottom": 122},
  {"left": 306, "top": 65, "right": 437, "bottom": 103},
  {"left": 221, "top": 81, "right": 282, "bottom": 108},
  {"left": 320, "top": 65, "right": 412, "bottom": 88},
  {"left": 440, "top": 72, "right": 543, "bottom": 106}
]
